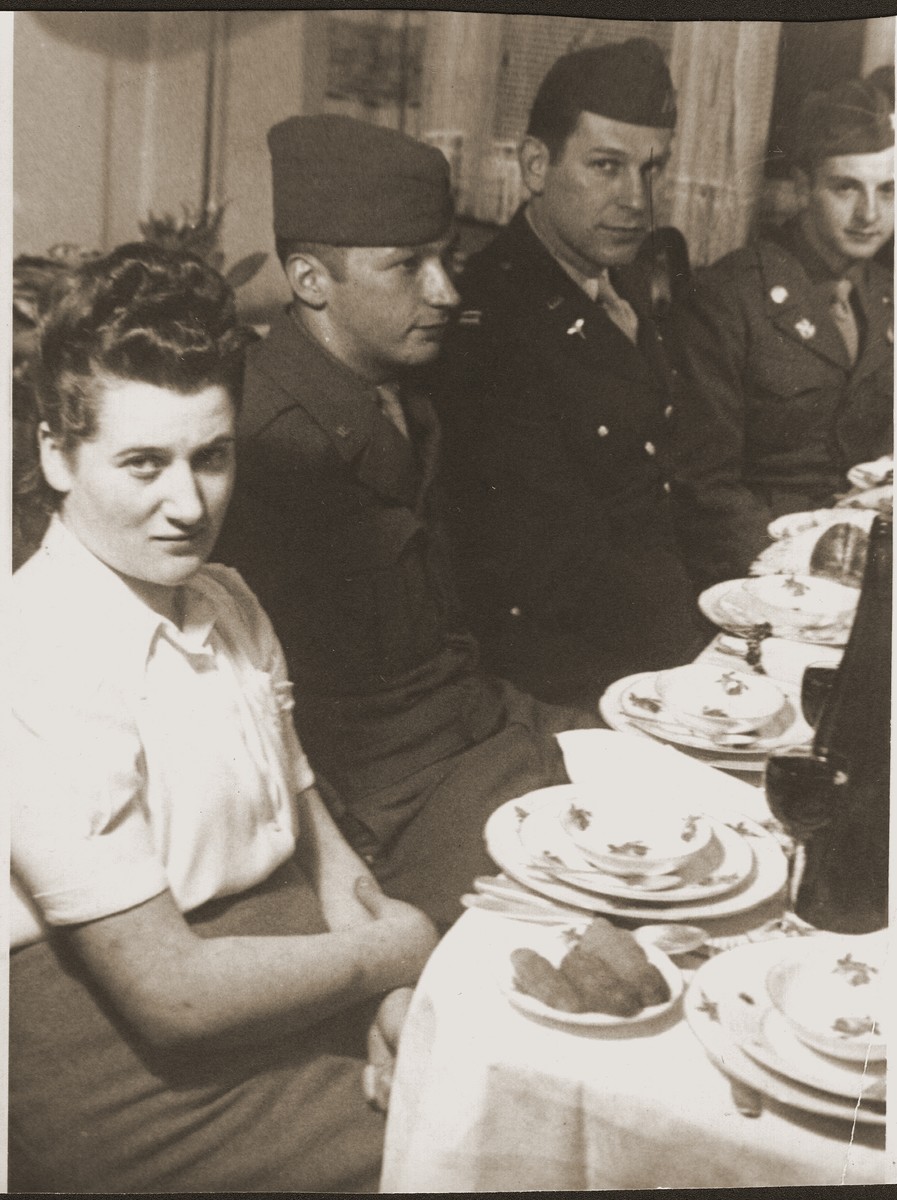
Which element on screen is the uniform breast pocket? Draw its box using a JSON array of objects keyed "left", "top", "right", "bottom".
[
  {"left": 333, "top": 507, "right": 442, "bottom": 673},
  {"left": 748, "top": 339, "right": 836, "bottom": 400}
]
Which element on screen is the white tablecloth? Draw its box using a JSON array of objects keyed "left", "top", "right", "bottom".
[
  {"left": 381, "top": 909, "right": 890, "bottom": 1190},
  {"left": 381, "top": 640, "right": 892, "bottom": 1191}
]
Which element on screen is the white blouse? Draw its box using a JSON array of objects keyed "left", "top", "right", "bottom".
[{"left": 9, "top": 517, "right": 315, "bottom": 949}]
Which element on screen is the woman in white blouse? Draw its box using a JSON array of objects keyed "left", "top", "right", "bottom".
[{"left": 8, "top": 243, "right": 438, "bottom": 1192}]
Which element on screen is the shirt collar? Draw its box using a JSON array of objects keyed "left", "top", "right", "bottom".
[{"left": 40, "top": 516, "right": 218, "bottom": 670}]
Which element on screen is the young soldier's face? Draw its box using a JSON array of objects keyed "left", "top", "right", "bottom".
[
  {"left": 798, "top": 147, "right": 895, "bottom": 270},
  {"left": 323, "top": 234, "right": 459, "bottom": 382},
  {"left": 523, "top": 111, "right": 672, "bottom": 274}
]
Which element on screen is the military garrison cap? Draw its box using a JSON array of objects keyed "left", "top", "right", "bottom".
[
  {"left": 528, "top": 38, "right": 677, "bottom": 134},
  {"left": 268, "top": 114, "right": 453, "bottom": 246},
  {"left": 794, "top": 78, "right": 894, "bottom": 168}
]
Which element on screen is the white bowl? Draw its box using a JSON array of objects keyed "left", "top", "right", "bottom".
[
  {"left": 767, "top": 941, "right": 887, "bottom": 1063},
  {"left": 560, "top": 802, "right": 712, "bottom": 877},
  {"left": 740, "top": 574, "right": 858, "bottom": 628},
  {"left": 655, "top": 665, "right": 786, "bottom": 734}
]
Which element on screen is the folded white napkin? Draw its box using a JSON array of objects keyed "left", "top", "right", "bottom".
[{"left": 555, "top": 728, "right": 770, "bottom": 823}]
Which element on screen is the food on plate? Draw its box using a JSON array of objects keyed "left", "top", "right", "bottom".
[
  {"left": 511, "top": 919, "right": 672, "bottom": 1016},
  {"left": 510, "top": 948, "right": 588, "bottom": 1013},
  {"left": 808, "top": 522, "right": 868, "bottom": 588},
  {"left": 560, "top": 939, "right": 643, "bottom": 1016},
  {"left": 577, "top": 917, "right": 671, "bottom": 1007}
]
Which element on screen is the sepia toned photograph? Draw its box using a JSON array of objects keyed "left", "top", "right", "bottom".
[{"left": 7, "top": 6, "right": 894, "bottom": 1191}]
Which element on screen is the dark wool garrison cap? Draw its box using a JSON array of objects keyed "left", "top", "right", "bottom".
[
  {"left": 794, "top": 79, "right": 894, "bottom": 167},
  {"left": 531, "top": 38, "right": 677, "bottom": 131},
  {"left": 268, "top": 114, "right": 453, "bottom": 246}
]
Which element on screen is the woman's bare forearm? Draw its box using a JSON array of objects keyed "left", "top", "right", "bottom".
[{"left": 67, "top": 885, "right": 436, "bottom": 1050}]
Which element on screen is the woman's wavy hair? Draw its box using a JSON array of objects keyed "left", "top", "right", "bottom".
[{"left": 24, "top": 241, "right": 256, "bottom": 516}]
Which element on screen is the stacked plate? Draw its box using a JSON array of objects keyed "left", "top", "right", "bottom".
[
  {"left": 685, "top": 934, "right": 886, "bottom": 1125},
  {"left": 699, "top": 573, "right": 857, "bottom": 645},
  {"left": 484, "top": 783, "right": 788, "bottom": 923},
  {"left": 599, "top": 663, "right": 812, "bottom": 773}
]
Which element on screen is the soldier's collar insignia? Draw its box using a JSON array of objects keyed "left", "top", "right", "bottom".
[
  {"left": 795, "top": 318, "right": 816, "bottom": 340},
  {"left": 770, "top": 286, "right": 788, "bottom": 304},
  {"left": 567, "top": 317, "right": 586, "bottom": 338}
]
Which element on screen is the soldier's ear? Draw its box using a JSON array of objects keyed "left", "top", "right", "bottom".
[
  {"left": 285, "top": 252, "right": 330, "bottom": 310},
  {"left": 792, "top": 167, "right": 812, "bottom": 209},
  {"left": 520, "top": 137, "right": 550, "bottom": 196}
]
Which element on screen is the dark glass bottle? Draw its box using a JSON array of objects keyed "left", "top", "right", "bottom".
[{"left": 766, "top": 515, "right": 891, "bottom": 933}]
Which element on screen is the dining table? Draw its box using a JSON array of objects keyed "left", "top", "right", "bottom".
[{"left": 379, "top": 619, "right": 893, "bottom": 1191}]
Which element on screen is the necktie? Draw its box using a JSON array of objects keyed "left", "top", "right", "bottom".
[
  {"left": 376, "top": 382, "right": 409, "bottom": 439},
  {"left": 829, "top": 279, "right": 859, "bottom": 365},
  {"left": 593, "top": 271, "right": 640, "bottom": 344}
]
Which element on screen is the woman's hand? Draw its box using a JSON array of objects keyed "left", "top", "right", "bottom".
[
  {"left": 353, "top": 876, "right": 438, "bottom": 991},
  {"left": 363, "top": 986, "right": 414, "bottom": 1112}
]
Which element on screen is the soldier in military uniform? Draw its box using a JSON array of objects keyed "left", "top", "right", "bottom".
[
  {"left": 431, "top": 40, "right": 705, "bottom": 710},
  {"left": 672, "top": 79, "right": 894, "bottom": 589},
  {"left": 217, "top": 115, "right": 597, "bottom": 930}
]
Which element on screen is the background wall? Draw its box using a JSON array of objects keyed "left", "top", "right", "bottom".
[{"left": 13, "top": 12, "right": 895, "bottom": 319}]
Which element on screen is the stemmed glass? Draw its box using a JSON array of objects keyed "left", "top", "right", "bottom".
[
  {"left": 799, "top": 662, "right": 838, "bottom": 730},
  {"left": 764, "top": 746, "right": 845, "bottom": 911}
]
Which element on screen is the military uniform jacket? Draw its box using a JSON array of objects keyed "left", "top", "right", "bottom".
[
  {"left": 430, "top": 209, "right": 701, "bottom": 704},
  {"left": 215, "top": 310, "right": 593, "bottom": 894},
  {"left": 672, "top": 221, "right": 894, "bottom": 588},
  {"left": 218, "top": 309, "right": 473, "bottom": 697}
]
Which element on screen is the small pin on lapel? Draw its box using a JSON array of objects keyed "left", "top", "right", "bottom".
[
  {"left": 336, "top": 424, "right": 351, "bottom": 438},
  {"left": 567, "top": 318, "right": 586, "bottom": 338},
  {"left": 459, "top": 309, "right": 482, "bottom": 325},
  {"left": 795, "top": 318, "right": 816, "bottom": 340},
  {"left": 770, "top": 286, "right": 788, "bottom": 304},
  {"left": 547, "top": 295, "right": 564, "bottom": 311}
]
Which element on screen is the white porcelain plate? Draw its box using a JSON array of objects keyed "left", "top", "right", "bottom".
[
  {"left": 601, "top": 672, "right": 810, "bottom": 761},
  {"left": 699, "top": 579, "right": 851, "bottom": 646},
  {"left": 517, "top": 795, "right": 753, "bottom": 903},
  {"left": 500, "top": 922, "right": 683, "bottom": 1029},
  {"left": 484, "top": 784, "right": 788, "bottom": 922},
  {"left": 767, "top": 508, "right": 875, "bottom": 541},
  {"left": 847, "top": 456, "right": 893, "bottom": 490},
  {"left": 684, "top": 940, "right": 886, "bottom": 1126},
  {"left": 733, "top": 1001, "right": 886, "bottom": 1103}
]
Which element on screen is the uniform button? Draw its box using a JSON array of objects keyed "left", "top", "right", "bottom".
[
  {"left": 656, "top": 332, "right": 663, "bottom": 342},
  {"left": 645, "top": 441, "right": 656, "bottom": 456},
  {"left": 670, "top": 367, "right": 679, "bottom": 377},
  {"left": 597, "top": 425, "right": 609, "bottom": 438},
  {"left": 510, "top": 605, "right": 522, "bottom": 617},
  {"left": 363, "top": 853, "right": 376, "bottom": 865},
  {"left": 663, "top": 481, "right": 672, "bottom": 494},
  {"left": 664, "top": 404, "right": 674, "bottom": 419}
]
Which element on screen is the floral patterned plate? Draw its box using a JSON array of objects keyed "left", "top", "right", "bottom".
[
  {"left": 484, "top": 785, "right": 788, "bottom": 922},
  {"left": 601, "top": 672, "right": 810, "bottom": 761},
  {"left": 517, "top": 796, "right": 753, "bottom": 903},
  {"left": 699, "top": 579, "right": 851, "bottom": 646},
  {"left": 684, "top": 939, "right": 886, "bottom": 1126},
  {"left": 732, "top": 999, "right": 886, "bottom": 1103}
]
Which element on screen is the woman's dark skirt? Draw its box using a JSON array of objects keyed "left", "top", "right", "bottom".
[{"left": 8, "top": 858, "right": 385, "bottom": 1193}]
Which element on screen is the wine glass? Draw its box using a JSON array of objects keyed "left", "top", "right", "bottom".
[
  {"left": 765, "top": 747, "right": 843, "bottom": 840},
  {"left": 799, "top": 662, "right": 839, "bottom": 729},
  {"left": 765, "top": 746, "right": 846, "bottom": 908}
]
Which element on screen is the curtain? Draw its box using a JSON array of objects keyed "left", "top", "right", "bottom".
[{"left": 660, "top": 22, "right": 782, "bottom": 268}]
